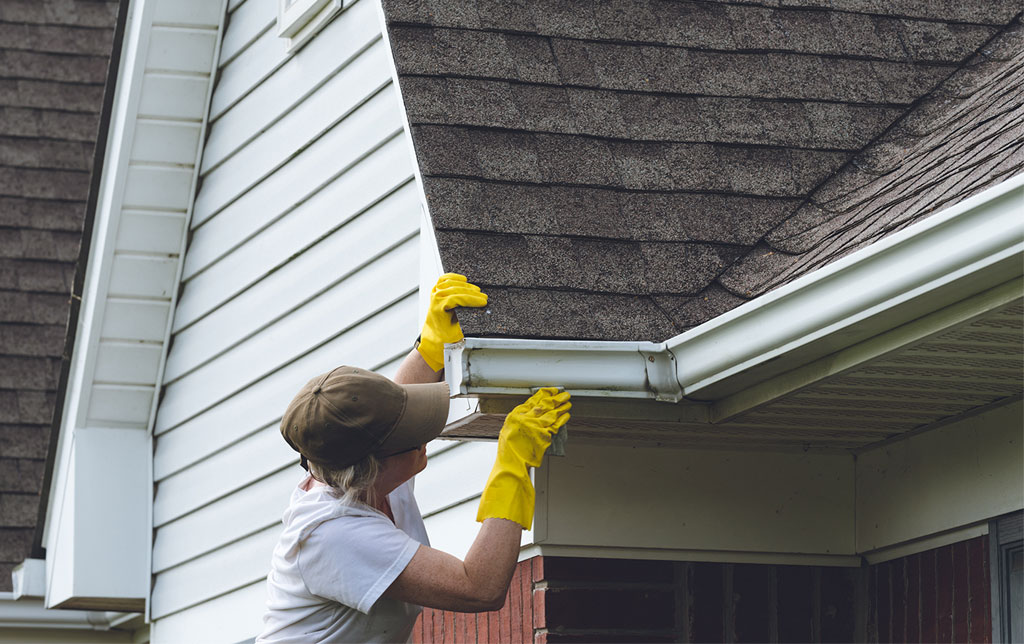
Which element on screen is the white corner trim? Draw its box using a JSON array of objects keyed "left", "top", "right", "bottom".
[
  {"left": 11, "top": 559, "right": 45, "bottom": 600},
  {"left": 445, "top": 174, "right": 1024, "bottom": 404}
]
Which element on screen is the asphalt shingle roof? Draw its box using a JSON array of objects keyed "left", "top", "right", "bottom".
[
  {"left": 0, "top": 0, "right": 118, "bottom": 590},
  {"left": 382, "top": 0, "right": 1024, "bottom": 342}
]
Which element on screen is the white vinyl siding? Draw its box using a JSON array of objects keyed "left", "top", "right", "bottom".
[{"left": 148, "top": 0, "right": 422, "bottom": 636}]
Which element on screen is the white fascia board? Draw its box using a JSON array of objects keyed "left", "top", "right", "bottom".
[
  {"left": 446, "top": 174, "right": 1024, "bottom": 404},
  {"left": 668, "top": 173, "right": 1024, "bottom": 398},
  {"left": 44, "top": 0, "right": 155, "bottom": 593}
]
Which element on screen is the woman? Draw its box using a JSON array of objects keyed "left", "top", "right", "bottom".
[{"left": 258, "top": 275, "right": 570, "bottom": 643}]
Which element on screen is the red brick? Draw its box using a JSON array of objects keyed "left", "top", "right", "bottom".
[
  {"left": 953, "top": 541, "right": 970, "bottom": 643},
  {"left": 488, "top": 605, "right": 499, "bottom": 643},
  {"left": 509, "top": 564, "right": 523, "bottom": 643},
  {"left": 421, "top": 610, "right": 433, "bottom": 644},
  {"left": 477, "top": 611, "right": 489, "bottom": 644},
  {"left": 433, "top": 607, "right": 443, "bottom": 643},
  {"left": 522, "top": 562, "right": 533, "bottom": 644},
  {"left": 452, "top": 612, "right": 463, "bottom": 643},
  {"left": 533, "top": 588, "right": 545, "bottom": 633},
  {"left": 532, "top": 555, "right": 544, "bottom": 583},
  {"left": 498, "top": 579, "right": 511, "bottom": 643},
  {"left": 447, "top": 611, "right": 458, "bottom": 644},
  {"left": 907, "top": 553, "right": 921, "bottom": 643},
  {"left": 937, "top": 545, "right": 954, "bottom": 642},
  {"left": 921, "top": 548, "right": 938, "bottom": 642}
]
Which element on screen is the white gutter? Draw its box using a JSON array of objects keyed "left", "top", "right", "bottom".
[
  {"left": 0, "top": 595, "right": 127, "bottom": 631},
  {"left": 446, "top": 174, "right": 1024, "bottom": 402}
]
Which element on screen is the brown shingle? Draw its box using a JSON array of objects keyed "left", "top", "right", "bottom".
[
  {"left": 0, "top": 106, "right": 99, "bottom": 141},
  {"left": 0, "top": 492, "right": 38, "bottom": 527},
  {"left": 0, "top": 22, "right": 114, "bottom": 56},
  {"left": 0, "top": 424, "right": 48, "bottom": 459},
  {"left": 0, "top": 49, "right": 109, "bottom": 84},
  {"left": 0, "top": 1, "right": 118, "bottom": 28},
  {"left": 384, "top": 2, "right": 1022, "bottom": 342},
  {"left": 0, "top": 78, "right": 104, "bottom": 111}
]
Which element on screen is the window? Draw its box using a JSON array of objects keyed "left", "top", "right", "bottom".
[{"left": 991, "top": 512, "right": 1023, "bottom": 643}]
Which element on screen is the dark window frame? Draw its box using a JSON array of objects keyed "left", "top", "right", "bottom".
[{"left": 990, "top": 511, "right": 1023, "bottom": 644}]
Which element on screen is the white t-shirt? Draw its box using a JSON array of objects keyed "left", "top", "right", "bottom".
[{"left": 257, "top": 476, "right": 428, "bottom": 643}]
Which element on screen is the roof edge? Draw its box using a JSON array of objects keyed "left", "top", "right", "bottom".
[
  {"left": 31, "top": 0, "right": 132, "bottom": 561},
  {"left": 445, "top": 173, "right": 1024, "bottom": 407}
]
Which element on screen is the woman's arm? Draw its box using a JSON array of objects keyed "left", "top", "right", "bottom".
[
  {"left": 393, "top": 349, "right": 444, "bottom": 385},
  {"left": 382, "top": 518, "right": 521, "bottom": 612},
  {"left": 383, "top": 388, "right": 570, "bottom": 612}
]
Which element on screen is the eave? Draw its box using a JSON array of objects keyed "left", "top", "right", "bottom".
[{"left": 442, "top": 173, "right": 1024, "bottom": 450}]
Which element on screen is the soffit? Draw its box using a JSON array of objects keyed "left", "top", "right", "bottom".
[{"left": 381, "top": 0, "right": 1022, "bottom": 341}]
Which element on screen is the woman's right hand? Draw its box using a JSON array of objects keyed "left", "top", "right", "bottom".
[{"left": 476, "top": 388, "right": 571, "bottom": 530}]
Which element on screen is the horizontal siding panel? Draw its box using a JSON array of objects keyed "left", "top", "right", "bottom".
[
  {"left": 417, "top": 441, "right": 494, "bottom": 517},
  {"left": 165, "top": 188, "right": 419, "bottom": 381},
  {"left": 194, "top": 41, "right": 391, "bottom": 224},
  {"left": 153, "top": 466, "right": 297, "bottom": 573},
  {"left": 151, "top": 580, "right": 266, "bottom": 643},
  {"left": 155, "top": 423, "right": 292, "bottom": 527},
  {"left": 153, "top": 0, "right": 225, "bottom": 29},
  {"left": 116, "top": 211, "right": 187, "bottom": 255},
  {"left": 130, "top": 120, "right": 201, "bottom": 166},
  {"left": 94, "top": 341, "right": 163, "bottom": 385},
  {"left": 139, "top": 74, "right": 210, "bottom": 121},
  {"left": 122, "top": 165, "right": 193, "bottom": 211},
  {"left": 218, "top": 0, "right": 274, "bottom": 67},
  {"left": 86, "top": 384, "right": 154, "bottom": 426},
  {"left": 151, "top": 525, "right": 280, "bottom": 619},
  {"left": 422, "top": 498, "right": 483, "bottom": 562},
  {"left": 183, "top": 129, "right": 411, "bottom": 283},
  {"left": 158, "top": 250, "right": 417, "bottom": 430},
  {"left": 108, "top": 255, "right": 177, "bottom": 299},
  {"left": 203, "top": 0, "right": 381, "bottom": 172},
  {"left": 153, "top": 295, "right": 416, "bottom": 471},
  {"left": 101, "top": 300, "right": 171, "bottom": 342},
  {"left": 208, "top": 11, "right": 289, "bottom": 120},
  {"left": 422, "top": 498, "right": 535, "bottom": 562},
  {"left": 145, "top": 26, "right": 219, "bottom": 74},
  {"left": 176, "top": 126, "right": 409, "bottom": 333}
]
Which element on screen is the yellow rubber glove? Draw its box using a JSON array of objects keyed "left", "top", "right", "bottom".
[
  {"left": 477, "top": 388, "right": 571, "bottom": 530},
  {"left": 417, "top": 273, "right": 488, "bottom": 371}
]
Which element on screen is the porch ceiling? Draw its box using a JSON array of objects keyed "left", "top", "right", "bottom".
[{"left": 441, "top": 292, "right": 1023, "bottom": 452}]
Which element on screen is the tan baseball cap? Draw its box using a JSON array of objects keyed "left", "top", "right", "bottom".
[{"left": 280, "top": 366, "right": 450, "bottom": 469}]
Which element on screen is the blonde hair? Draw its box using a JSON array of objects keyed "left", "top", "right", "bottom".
[{"left": 309, "top": 455, "right": 382, "bottom": 507}]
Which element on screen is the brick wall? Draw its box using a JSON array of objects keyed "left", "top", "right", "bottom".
[
  {"left": 412, "top": 558, "right": 535, "bottom": 643},
  {"left": 867, "top": 535, "right": 991, "bottom": 643},
  {"left": 411, "top": 555, "right": 859, "bottom": 643},
  {"left": 412, "top": 538, "right": 991, "bottom": 643}
]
